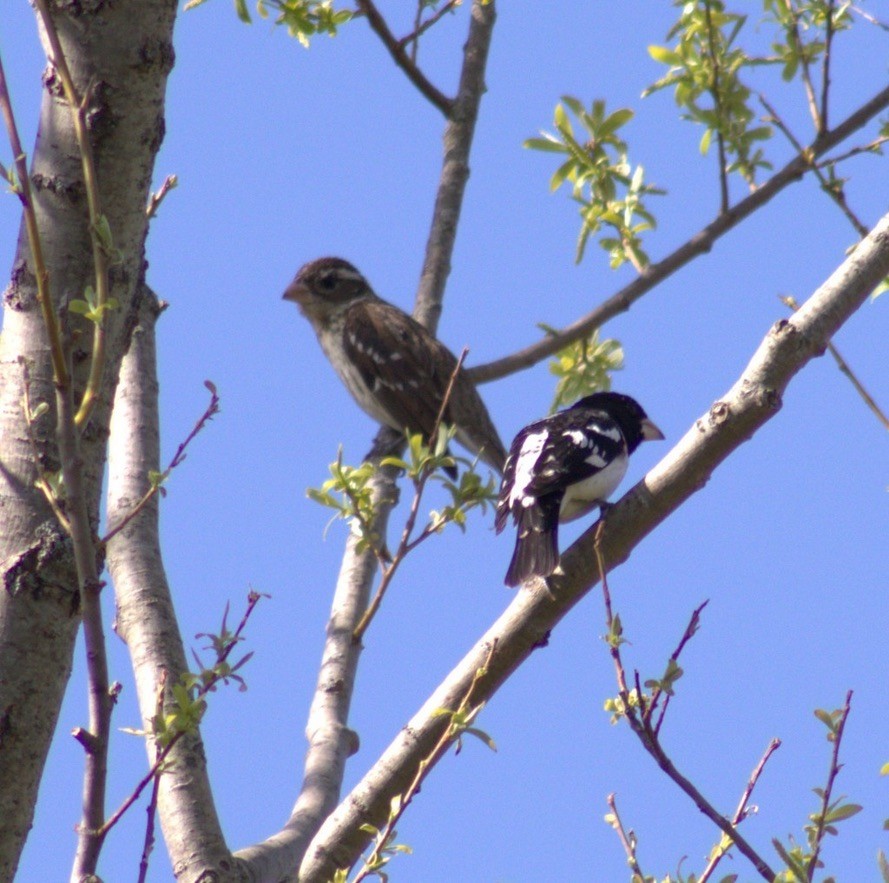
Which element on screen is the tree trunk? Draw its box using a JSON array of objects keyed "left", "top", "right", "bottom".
[{"left": 0, "top": 2, "right": 176, "bottom": 876}]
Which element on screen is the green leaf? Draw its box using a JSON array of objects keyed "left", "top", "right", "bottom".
[
  {"left": 648, "top": 45, "right": 682, "bottom": 66},
  {"left": 824, "top": 802, "right": 862, "bottom": 823},
  {"left": 523, "top": 136, "right": 568, "bottom": 154},
  {"left": 699, "top": 127, "right": 713, "bottom": 155},
  {"left": 234, "top": 0, "right": 251, "bottom": 23},
  {"left": 878, "top": 850, "right": 889, "bottom": 883}
]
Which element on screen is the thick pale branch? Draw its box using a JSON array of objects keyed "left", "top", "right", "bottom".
[
  {"left": 298, "top": 212, "right": 889, "bottom": 883},
  {"left": 106, "top": 290, "right": 238, "bottom": 883},
  {"left": 467, "top": 83, "right": 889, "bottom": 384}
]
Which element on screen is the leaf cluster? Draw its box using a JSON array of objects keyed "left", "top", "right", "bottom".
[
  {"left": 544, "top": 326, "right": 624, "bottom": 412},
  {"left": 762, "top": 0, "right": 852, "bottom": 83},
  {"left": 307, "top": 429, "right": 498, "bottom": 554},
  {"left": 184, "top": 0, "right": 353, "bottom": 45},
  {"left": 121, "top": 601, "right": 257, "bottom": 749},
  {"left": 645, "top": 2, "right": 772, "bottom": 184},
  {"left": 524, "top": 97, "right": 662, "bottom": 266}
]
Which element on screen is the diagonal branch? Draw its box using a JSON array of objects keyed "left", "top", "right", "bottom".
[
  {"left": 355, "top": 0, "right": 453, "bottom": 116},
  {"left": 297, "top": 211, "right": 889, "bottom": 883},
  {"left": 467, "top": 82, "right": 889, "bottom": 385}
]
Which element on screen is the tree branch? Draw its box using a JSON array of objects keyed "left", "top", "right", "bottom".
[
  {"left": 467, "top": 82, "right": 889, "bottom": 385},
  {"left": 355, "top": 0, "right": 453, "bottom": 116},
  {"left": 414, "top": 0, "right": 496, "bottom": 330},
  {"left": 105, "top": 289, "right": 238, "bottom": 882},
  {"left": 234, "top": 9, "right": 500, "bottom": 880},
  {"left": 297, "top": 211, "right": 889, "bottom": 883}
]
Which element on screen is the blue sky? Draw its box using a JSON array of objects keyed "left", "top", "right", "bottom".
[{"left": 4, "top": 2, "right": 889, "bottom": 880}]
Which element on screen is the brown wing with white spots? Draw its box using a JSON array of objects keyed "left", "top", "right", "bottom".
[{"left": 343, "top": 299, "right": 506, "bottom": 471}]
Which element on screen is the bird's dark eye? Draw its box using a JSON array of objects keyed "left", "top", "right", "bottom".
[{"left": 318, "top": 273, "right": 337, "bottom": 291}]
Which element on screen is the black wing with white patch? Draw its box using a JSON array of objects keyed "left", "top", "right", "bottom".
[{"left": 499, "top": 408, "right": 626, "bottom": 507}]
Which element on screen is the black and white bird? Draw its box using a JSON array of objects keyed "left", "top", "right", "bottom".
[
  {"left": 495, "top": 392, "right": 663, "bottom": 587},
  {"left": 284, "top": 257, "right": 507, "bottom": 473}
]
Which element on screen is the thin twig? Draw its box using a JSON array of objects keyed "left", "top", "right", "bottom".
[
  {"left": 649, "top": 600, "right": 709, "bottom": 737},
  {"left": 352, "top": 349, "right": 469, "bottom": 642},
  {"left": 816, "top": 135, "right": 889, "bottom": 166},
  {"left": 758, "top": 93, "right": 870, "bottom": 236},
  {"left": 805, "top": 690, "right": 853, "bottom": 879},
  {"left": 146, "top": 174, "right": 178, "bottom": 220},
  {"left": 401, "top": 0, "right": 462, "bottom": 58},
  {"left": 703, "top": 0, "right": 730, "bottom": 214},
  {"left": 820, "top": 0, "right": 835, "bottom": 133},
  {"left": 606, "top": 793, "right": 647, "bottom": 880},
  {"left": 136, "top": 767, "right": 161, "bottom": 883},
  {"left": 698, "top": 738, "right": 781, "bottom": 882},
  {"left": 594, "top": 528, "right": 776, "bottom": 881},
  {"left": 781, "top": 295, "right": 889, "bottom": 430},
  {"left": 848, "top": 3, "right": 889, "bottom": 31},
  {"left": 33, "top": 0, "right": 113, "bottom": 431},
  {"left": 467, "top": 85, "right": 889, "bottom": 386},
  {"left": 351, "top": 640, "right": 497, "bottom": 883},
  {"left": 783, "top": 0, "right": 822, "bottom": 130},
  {"left": 0, "top": 51, "right": 69, "bottom": 387},
  {"left": 355, "top": 0, "right": 453, "bottom": 116},
  {"left": 19, "top": 359, "right": 72, "bottom": 533},
  {"left": 99, "top": 592, "right": 263, "bottom": 838},
  {"left": 101, "top": 380, "right": 220, "bottom": 545}
]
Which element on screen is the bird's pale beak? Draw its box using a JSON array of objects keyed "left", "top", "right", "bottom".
[
  {"left": 283, "top": 279, "right": 308, "bottom": 303},
  {"left": 641, "top": 418, "right": 665, "bottom": 441}
]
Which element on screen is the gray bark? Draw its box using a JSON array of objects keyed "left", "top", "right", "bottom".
[{"left": 0, "top": 2, "right": 176, "bottom": 876}]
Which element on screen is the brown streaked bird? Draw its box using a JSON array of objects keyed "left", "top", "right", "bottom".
[{"left": 284, "top": 257, "right": 507, "bottom": 473}]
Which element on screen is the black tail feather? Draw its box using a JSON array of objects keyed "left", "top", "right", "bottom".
[{"left": 504, "top": 503, "right": 559, "bottom": 587}]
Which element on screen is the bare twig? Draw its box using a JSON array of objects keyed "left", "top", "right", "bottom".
[
  {"left": 59, "top": 382, "right": 113, "bottom": 879},
  {"left": 806, "top": 690, "right": 853, "bottom": 878},
  {"left": 146, "top": 174, "right": 178, "bottom": 220},
  {"left": 849, "top": 3, "right": 889, "bottom": 31},
  {"left": 605, "top": 793, "right": 647, "bottom": 881},
  {"left": 467, "top": 83, "right": 889, "bottom": 385},
  {"left": 351, "top": 640, "right": 497, "bottom": 883},
  {"left": 101, "top": 380, "right": 220, "bottom": 545},
  {"left": 355, "top": 0, "right": 453, "bottom": 116},
  {"left": 758, "top": 93, "right": 870, "bottom": 236},
  {"left": 698, "top": 738, "right": 781, "bottom": 882},
  {"left": 352, "top": 348, "right": 468, "bottom": 642},
  {"left": 781, "top": 295, "right": 889, "bottom": 431},
  {"left": 401, "top": 0, "right": 462, "bottom": 59},
  {"left": 135, "top": 761, "right": 161, "bottom": 883}
]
